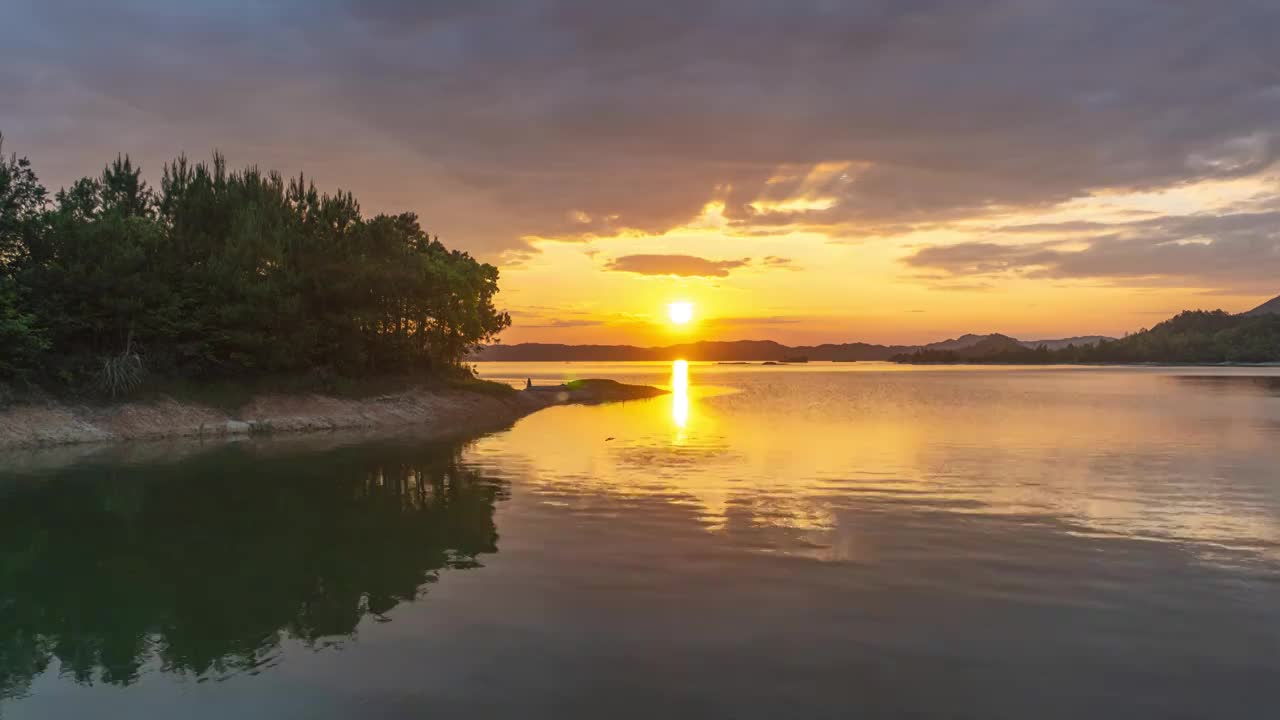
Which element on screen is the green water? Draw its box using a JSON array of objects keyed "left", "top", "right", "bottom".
[{"left": 2, "top": 363, "right": 1279, "bottom": 718}]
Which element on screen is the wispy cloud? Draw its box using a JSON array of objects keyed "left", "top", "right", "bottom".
[
  {"left": 705, "top": 315, "right": 805, "bottom": 327},
  {"left": 605, "top": 254, "right": 751, "bottom": 277},
  {"left": 760, "top": 255, "right": 799, "bottom": 270},
  {"left": 903, "top": 210, "right": 1280, "bottom": 291}
]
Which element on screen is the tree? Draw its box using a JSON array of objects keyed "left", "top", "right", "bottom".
[
  {"left": 0, "top": 136, "right": 50, "bottom": 381},
  {"left": 0, "top": 140, "right": 514, "bottom": 390}
]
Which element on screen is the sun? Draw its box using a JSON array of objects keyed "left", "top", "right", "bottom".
[{"left": 667, "top": 301, "right": 695, "bottom": 325}]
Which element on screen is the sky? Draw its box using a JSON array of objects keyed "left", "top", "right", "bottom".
[{"left": 3, "top": 0, "right": 1280, "bottom": 346}]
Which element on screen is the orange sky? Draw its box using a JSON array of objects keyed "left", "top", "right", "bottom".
[{"left": 496, "top": 173, "right": 1280, "bottom": 346}]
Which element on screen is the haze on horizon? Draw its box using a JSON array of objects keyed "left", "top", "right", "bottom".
[{"left": 4, "top": 0, "right": 1280, "bottom": 346}]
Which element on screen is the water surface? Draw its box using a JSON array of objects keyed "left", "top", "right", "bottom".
[{"left": 3, "top": 363, "right": 1279, "bottom": 718}]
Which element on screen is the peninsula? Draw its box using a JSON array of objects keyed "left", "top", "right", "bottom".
[{"left": 0, "top": 143, "right": 664, "bottom": 451}]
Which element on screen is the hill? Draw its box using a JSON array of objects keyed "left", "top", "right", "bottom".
[
  {"left": 895, "top": 309, "right": 1280, "bottom": 364},
  {"left": 1243, "top": 294, "right": 1280, "bottom": 317},
  {"left": 1020, "top": 336, "right": 1112, "bottom": 351},
  {"left": 952, "top": 334, "right": 1029, "bottom": 358},
  {"left": 914, "top": 334, "right": 1113, "bottom": 352},
  {"left": 921, "top": 334, "right": 995, "bottom": 352},
  {"left": 1077, "top": 310, "right": 1280, "bottom": 363},
  {"left": 472, "top": 340, "right": 914, "bottom": 362},
  {"left": 891, "top": 334, "right": 1037, "bottom": 364}
]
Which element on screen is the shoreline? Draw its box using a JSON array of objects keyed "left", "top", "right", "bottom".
[{"left": 0, "top": 380, "right": 666, "bottom": 454}]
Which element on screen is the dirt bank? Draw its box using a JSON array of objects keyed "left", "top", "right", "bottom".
[{"left": 0, "top": 381, "right": 666, "bottom": 452}]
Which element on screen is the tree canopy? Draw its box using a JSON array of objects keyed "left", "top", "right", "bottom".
[{"left": 0, "top": 137, "right": 509, "bottom": 391}]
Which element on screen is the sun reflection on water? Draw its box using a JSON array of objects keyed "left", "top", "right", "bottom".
[{"left": 671, "top": 359, "right": 690, "bottom": 436}]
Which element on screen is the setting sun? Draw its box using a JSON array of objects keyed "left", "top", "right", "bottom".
[{"left": 667, "top": 301, "right": 695, "bottom": 325}]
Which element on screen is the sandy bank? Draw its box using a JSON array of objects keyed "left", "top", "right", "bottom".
[{"left": 0, "top": 380, "right": 666, "bottom": 453}]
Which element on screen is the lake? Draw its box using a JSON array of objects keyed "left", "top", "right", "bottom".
[{"left": 2, "top": 362, "right": 1279, "bottom": 718}]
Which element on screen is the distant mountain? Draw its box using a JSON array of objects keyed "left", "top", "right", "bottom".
[
  {"left": 921, "top": 334, "right": 993, "bottom": 352},
  {"left": 1243, "top": 294, "right": 1280, "bottom": 317},
  {"left": 951, "top": 334, "right": 1028, "bottom": 359},
  {"left": 1020, "top": 335, "right": 1113, "bottom": 351},
  {"left": 896, "top": 307, "right": 1280, "bottom": 364},
  {"left": 472, "top": 340, "right": 916, "bottom": 362},
  {"left": 472, "top": 333, "right": 1110, "bottom": 362}
]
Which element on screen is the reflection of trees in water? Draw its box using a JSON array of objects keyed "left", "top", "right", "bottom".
[{"left": 0, "top": 440, "right": 507, "bottom": 699}]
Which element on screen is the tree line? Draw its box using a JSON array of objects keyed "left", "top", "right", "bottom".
[
  {"left": 0, "top": 135, "right": 510, "bottom": 394},
  {"left": 893, "top": 311, "right": 1280, "bottom": 365}
]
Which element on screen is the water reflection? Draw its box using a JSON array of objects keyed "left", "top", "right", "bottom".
[
  {"left": 0, "top": 439, "right": 505, "bottom": 700},
  {"left": 670, "top": 359, "right": 690, "bottom": 435},
  {"left": 5, "top": 365, "right": 1280, "bottom": 718},
  {"left": 1170, "top": 373, "right": 1280, "bottom": 395},
  {"left": 470, "top": 363, "right": 1280, "bottom": 562}
]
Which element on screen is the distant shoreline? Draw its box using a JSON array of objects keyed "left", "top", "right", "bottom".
[
  {"left": 470, "top": 335, "right": 1112, "bottom": 363},
  {"left": 473, "top": 359, "right": 1280, "bottom": 368}
]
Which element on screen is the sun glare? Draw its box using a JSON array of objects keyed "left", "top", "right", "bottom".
[{"left": 668, "top": 301, "right": 694, "bottom": 325}]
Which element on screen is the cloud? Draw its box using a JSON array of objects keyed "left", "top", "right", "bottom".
[
  {"left": 904, "top": 241, "right": 1068, "bottom": 276},
  {"left": 760, "top": 255, "right": 799, "bottom": 270},
  {"left": 604, "top": 254, "right": 751, "bottom": 277},
  {"left": 705, "top": 315, "right": 805, "bottom": 327},
  {"left": 508, "top": 318, "right": 604, "bottom": 329},
  {"left": 903, "top": 210, "right": 1280, "bottom": 290},
  {"left": 2, "top": 0, "right": 1280, "bottom": 273}
]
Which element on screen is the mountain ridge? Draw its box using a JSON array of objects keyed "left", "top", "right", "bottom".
[{"left": 472, "top": 333, "right": 1112, "bottom": 362}]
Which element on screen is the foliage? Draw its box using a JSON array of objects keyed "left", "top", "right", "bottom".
[
  {"left": 0, "top": 141, "right": 510, "bottom": 391},
  {"left": 96, "top": 346, "right": 146, "bottom": 398},
  {"left": 0, "top": 136, "right": 50, "bottom": 379}
]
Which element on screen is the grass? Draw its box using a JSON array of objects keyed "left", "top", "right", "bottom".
[{"left": 441, "top": 375, "right": 518, "bottom": 398}]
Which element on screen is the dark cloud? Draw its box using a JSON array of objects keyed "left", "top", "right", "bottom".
[
  {"left": 2, "top": 0, "right": 1279, "bottom": 269},
  {"left": 605, "top": 254, "right": 751, "bottom": 277}
]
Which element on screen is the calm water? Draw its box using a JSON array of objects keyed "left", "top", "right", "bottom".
[{"left": 3, "top": 362, "right": 1280, "bottom": 718}]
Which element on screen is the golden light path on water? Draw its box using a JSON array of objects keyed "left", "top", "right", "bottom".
[
  {"left": 470, "top": 360, "right": 1280, "bottom": 562},
  {"left": 671, "top": 359, "right": 690, "bottom": 437}
]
